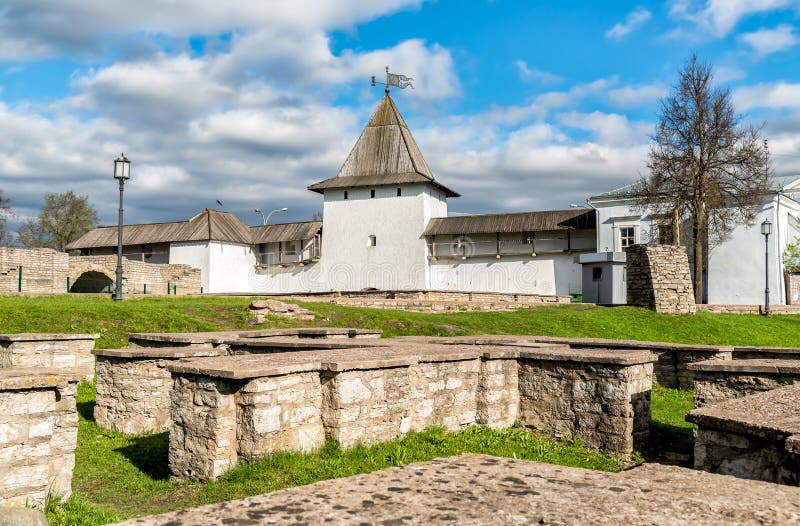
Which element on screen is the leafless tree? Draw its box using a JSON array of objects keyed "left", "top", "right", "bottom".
[{"left": 637, "top": 54, "right": 768, "bottom": 303}]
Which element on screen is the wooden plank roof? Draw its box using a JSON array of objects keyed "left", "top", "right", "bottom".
[
  {"left": 251, "top": 221, "right": 322, "bottom": 244},
  {"left": 308, "top": 94, "right": 459, "bottom": 197},
  {"left": 67, "top": 210, "right": 321, "bottom": 250},
  {"left": 423, "top": 209, "right": 596, "bottom": 236}
]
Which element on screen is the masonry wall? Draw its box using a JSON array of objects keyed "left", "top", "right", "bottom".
[
  {"left": 626, "top": 244, "right": 696, "bottom": 314},
  {"left": 69, "top": 255, "right": 202, "bottom": 295},
  {"left": 167, "top": 350, "right": 655, "bottom": 481},
  {"left": 0, "top": 380, "right": 79, "bottom": 506},
  {"left": 0, "top": 247, "right": 69, "bottom": 294},
  {"left": 0, "top": 334, "right": 98, "bottom": 381},
  {"left": 786, "top": 272, "right": 800, "bottom": 305},
  {"left": 94, "top": 356, "right": 174, "bottom": 433},
  {"left": 517, "top": 360, "right": 652, "bottom": 453}
]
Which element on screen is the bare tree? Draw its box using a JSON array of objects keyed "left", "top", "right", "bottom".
[
  {"left": 0, "top": 189, "right": 10, "bottom": 245},
  {"left": 24, "top": 191, "right": 99, "bottom": 251},
  {"left": 639, "top": 54, "right": 768, "bottom": 303}
]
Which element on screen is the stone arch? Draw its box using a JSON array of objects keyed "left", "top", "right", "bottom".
[{"left": 70, "top": 271, "right": 114, "bottom": 293}]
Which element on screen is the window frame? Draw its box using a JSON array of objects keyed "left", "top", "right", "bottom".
[{"left": 619, "top": 226, "right": 637, "bottom": 249}]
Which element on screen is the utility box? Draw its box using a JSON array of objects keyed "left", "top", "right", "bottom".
[{"left": 578, "top": 252, "right": 627, "bottom": 305}]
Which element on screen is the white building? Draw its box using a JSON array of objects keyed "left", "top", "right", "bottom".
[
  {"left": 68, "top": 93, "right": 596, "bottom": 296},
  {"left": 588, "top": 176, "right": 800, "bottom": 305}
]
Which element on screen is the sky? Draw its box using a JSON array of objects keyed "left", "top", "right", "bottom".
[{"left": 1, "top": 0, "right": 800, "bottom": 233}]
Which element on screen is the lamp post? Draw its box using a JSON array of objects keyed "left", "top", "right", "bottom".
[
  {"left": 254, "top": 208, "right": 266, "bottom": 225},
  {"left": 264, "top": 207, "right": 288, "bottom": 225},
  {"left": 113, "top": 153, "right": 131, "bottom": 301},
  {"left": 762, "top": 219, "right": 772, "bottom": 315}
]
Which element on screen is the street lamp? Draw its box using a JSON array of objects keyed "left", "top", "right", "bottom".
[
  {"left": 113, "top": 153, "right": 131, "bottom": 301},
  {"left": 254, "top": 208, "right": 266, "bottom": 225},
  {"left": 264, "top": 207, "right": 288, "bottom": 225},
  {"left": 761, "top": 219, "right": 772, "bottom": 315}
]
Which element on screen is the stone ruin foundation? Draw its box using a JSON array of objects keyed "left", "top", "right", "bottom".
[
  {"left": 0, "top": 368, "right": 82, "bottom": 506},
  {"left": 163, "top": 342, "right": 654, "bottom": 481}
]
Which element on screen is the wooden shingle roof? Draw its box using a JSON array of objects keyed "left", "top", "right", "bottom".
[
  {"left": 66, "top": 210, "right": 321, "bottom": 250},
  {"left": 308, "top": 94, "right": 459, "bottom": 197},
  {"left": 251, "top": 221, "right": 322, "bottom": 244},
  {"left": 423, "top": 209, "right": 596, "bottom": 236}
]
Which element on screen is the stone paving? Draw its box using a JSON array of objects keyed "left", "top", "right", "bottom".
[{"left": 115, "top": 454, "right": 800, "bottom": 525}]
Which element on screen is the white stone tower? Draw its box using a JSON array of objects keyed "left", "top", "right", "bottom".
[{"left": 308, "top": 93, "right": 459, "bottom": 291}]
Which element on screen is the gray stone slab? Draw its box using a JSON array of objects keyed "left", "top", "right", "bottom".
[
  {"left": 0, "top": 367, "right": 84, "bottom": 390},
  {"left": 532, "top": 335, "right": 733, "bottom": 353},
  {"left": 687, "top": 383, "right": 800, "bottom": 441},
  {"left": 114, "top": 454, "right": 800, "bottom": 526},
  {"left": 688, "top": 359, "right": 800, "bottom": 374},
  {"left": 230, "top": 338, "right": 387, "bottom": 350},
  {"left": 92, "top": 346, "right": 223, "bottom": 359},
  {"left": 0, "top": 333, "right": 99, "bottom": 342},
  {"left": 518, "top": 347, "right": 657, "bottom": 365}
]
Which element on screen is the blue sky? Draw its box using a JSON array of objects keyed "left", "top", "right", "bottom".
[{"left": 0, "top": 0, "right": 799, "bottom": 232}]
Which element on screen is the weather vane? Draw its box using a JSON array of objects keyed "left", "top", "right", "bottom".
[{"left": 371, "top": 67, "right": 414, "bottom": 94}]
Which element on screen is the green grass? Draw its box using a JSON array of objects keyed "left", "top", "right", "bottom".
[
  {"left": 650, "top": 385, "right": 694, "bottom": 438},
  {"left": 44, "top": 382, "right": 624, "bottom": 524},
  {"left": 3, "top": 295, "right": 800, "bottom": 348}
]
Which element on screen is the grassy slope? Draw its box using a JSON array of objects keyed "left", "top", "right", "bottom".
[{"left": 2, "top": 295, "right": 800, "bottom": 348}]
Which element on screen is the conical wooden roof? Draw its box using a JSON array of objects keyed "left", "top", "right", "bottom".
[{"left": 308, "top": 94, "right": 458, "bottom": 197}]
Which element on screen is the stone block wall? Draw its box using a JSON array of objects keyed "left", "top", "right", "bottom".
[
  {"left": 237, "top": 373, "right": 324, "bottom": 460},
  {"left": 625, "top": 244, "right": 696, "bottom": 314},
  {"left": 518, "top": 360, "right": 652, "bottom": 453},
  {"left": 166, "top": 346, "right": 656, "bottom": 481},
  {"left": 69, "top": 256, "right": 201, "bottom": 295},
  {"left": 689, "top": 360, "right": 800, "bottom": 407},
  {"left": 168, "top": 374, "right": 238, "bottom": 481},
  {"left": 409, "top": 360, "right": 480, "bottom": 433},
  {"left": 0, "top": 247, "right": 69, "bottom": 294},
  {"left": 787, "top": 272, "right": 800, "bottom": 305},
  {"left": 0, "top": 334, "right": 98, "bottom": 381},
  {"left": 322, "top": 367, "right": 413, "bottom": 448},
  {"left": 476, "top": 358, "right": 519, "bottom": 428},
  {"left": 0, "top": 373, "right": 80, "bottom": 506},
  {"left": 94, "top": 356, "right": 174, "bottom": 433}
]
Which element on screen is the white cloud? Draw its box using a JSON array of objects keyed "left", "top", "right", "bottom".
[
  {"left": 514, "top": 60, "right": 563, "bottom": 85},
  {"left": 607, "top": 83, "right": 666, "bottom": 107},
  {"left": 605, "top": 8, "right": 652, "bottom": 40},
  {"left": 0, "top": 0, "right": 428, "bottom": 61},
  {"left": 557, "top": 111, "right": 652, "bottom": 146},
  {"left": 668, "top": 0, "right": 798, "bottom": 38},
  {"left": 740, "top": 24, "right": 798, "bottom": 56},
  {"left": 734, "top": 81, "right": 800, "bottom": 110}
]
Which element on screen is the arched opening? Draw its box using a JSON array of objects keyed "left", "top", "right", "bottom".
[{"left": 71, "top": 271, "right": 114, "bottom": 293}]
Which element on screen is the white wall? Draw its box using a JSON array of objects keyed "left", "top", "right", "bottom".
[
  {"left": 207, "top": 241, "right": 258, "bottom": 293},
  {"left": 320, "top": 183, "right": 447, "bottom": 291},
  {"left": 169, "top": 241, "right": 210, "bottom": 292},
  {"left": 429, "top": 253, "right": 581, "bottom": 295},
  {"left": 707, "top": 197, "right": 800, "bottom": 305},
  {"left": 594, "top": 202, "right": 653, "bottom": 252},
  {"left": 250, "top": 262, "right": 328, "bottom": 294}
]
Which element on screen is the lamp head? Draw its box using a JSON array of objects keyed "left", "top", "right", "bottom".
[{"left": 114, "top": 153, "right": 131, "bottom": 180}]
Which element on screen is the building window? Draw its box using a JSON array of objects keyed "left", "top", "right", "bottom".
[
  {"left": 368, "top": 235, "right": 377, "bottom": 247},
  {"left": 344, "top": 191, "right": 348, "bottom": 200},
  {"left": 619, "top": 226, "right": 636, "bottom": 248},
  {"left": 370, "top": 189, "right": 376, "bottom": 198},
  {"left": 397, "top": 187, "right": 402, "bottom": 197},
  {"left": 592, "top": 267, "right": 603, "bottom": 281}
]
